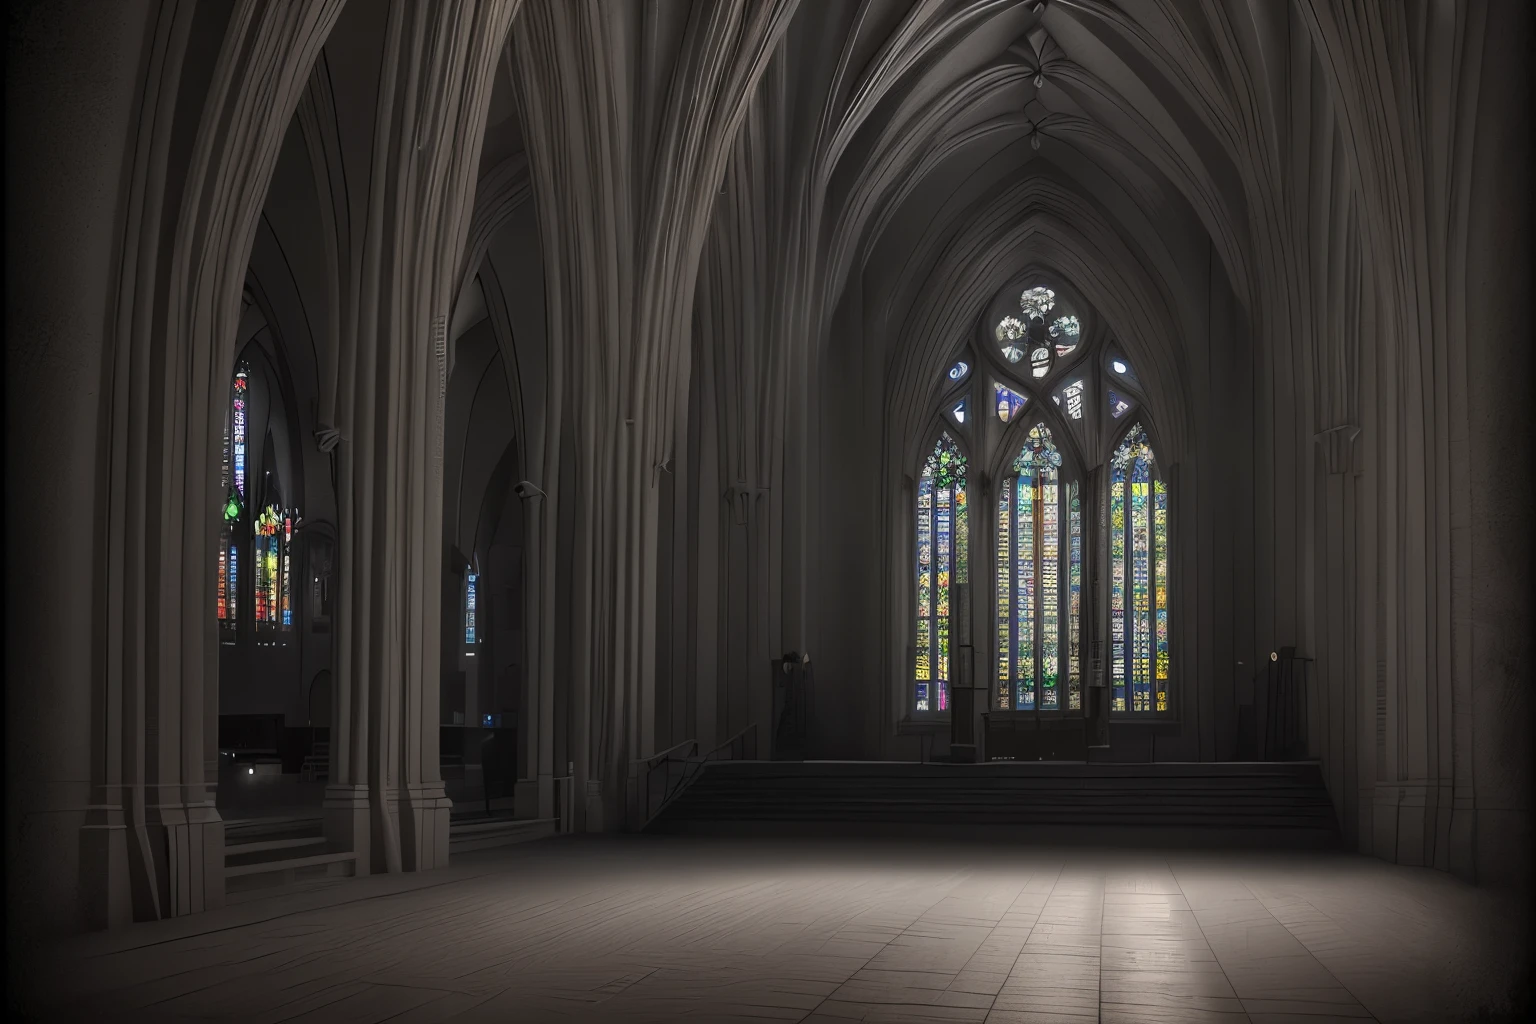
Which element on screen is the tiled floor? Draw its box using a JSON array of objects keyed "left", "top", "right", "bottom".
[{"left": 20, "top": 836, "right": 1530, "bottom": 1023}]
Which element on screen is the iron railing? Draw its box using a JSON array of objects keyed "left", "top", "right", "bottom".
[{"left": 628, "top": 723, "right": 758, "bottom": 829}]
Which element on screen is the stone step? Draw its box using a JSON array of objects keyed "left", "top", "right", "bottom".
[
  {"left": 225, "top": 835, "right": 326, "bottom": 858},
  {"left": 448, "top": 817, "right": 557, "bottom": 854},
  {"left": 224, "top": 850, "right": 357, "bottom": 882},
  {"left": 649, "top": 760, "right": 1341, "bottom": 846}
]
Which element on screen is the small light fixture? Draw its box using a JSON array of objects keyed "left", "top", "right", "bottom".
[
  {"left": 1270, "top": 651, "right": 1279, "bottom": 662},
  {"left": 248, "top": 767, "right": 255, "bottom": 775}
]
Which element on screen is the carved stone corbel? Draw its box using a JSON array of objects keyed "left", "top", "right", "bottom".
[{"left": 1314, "top": 424, "right": 1361, "bottom": 475}]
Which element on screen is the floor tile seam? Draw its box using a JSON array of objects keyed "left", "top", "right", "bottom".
[
  {"left": 64, "top": 945, "right": 317, "bottom": 1011},
  {"left": 1236, "top": 878, "right": 1383, "bottom": 1024},
  {"left": 1157, "top": 858, "right": 1246, "bottom": 1024},
  {"left": 75, "top": 863, "right": 512, "bottom": 962},
  {"left": 790, "top": 935, "right": 892, "bottom": 1024}
]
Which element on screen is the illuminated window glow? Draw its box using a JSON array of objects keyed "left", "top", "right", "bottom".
[
  {"left": 995, "top": 424, "right": 1079, "bottom": 712},
  {"left": 1059, "top": 378, "right": 1085, "bottom": 419},
  {"left": 915, "top": 434, "right": 968, "bottom": 713},
  {"left": 994, "top": 382, "right": 1029, "bottom": 422},
  {"left": 1108, "top": 424, "right": 1169, "bottom": 714},
  {"left": 465, "top": 572, "right": 478, "bottom": 645}
]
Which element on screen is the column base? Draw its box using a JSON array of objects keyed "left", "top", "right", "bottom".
[
  {"left": 144, "top": 795, "right": 225, "bottom": 918},
  {"left": 394, "top": 784, "right": 451, "bottom": 870},
  {"left": 323, "top": 783, "right": 372, "bottom": 877}
]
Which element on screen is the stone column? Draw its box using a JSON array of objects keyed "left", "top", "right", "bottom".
[
  {"left": 310, "top": 0, "right": 521, "bottom": 872},
  {"left": 510, "top": 0, "right": 799, "bottom": 829},
  {"left": 70, "top": 0, "right": 342, "bottom": 925}
]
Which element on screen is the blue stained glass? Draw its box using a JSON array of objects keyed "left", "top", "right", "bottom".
[
  {"left": 1017, "top": 469, "right": 1034, "bottom": 709},
  {"left": 228, "top": 545, "right": 239, "bottom": 623},
  {"left": 1109, "top": 457, "right": 1127, "bottom": 711},
  {"left": 1109, "top": 390, "right": 1131, "bottom": 419},
  {"left": 232, "top": 366, "right": 248, "bottom": 497},
  {"left": 915, "top": 434, "right": 967, "bottom": 712},
  {"left": 465, "top": 572, "right": 478, "bottom": 645},
  {"left": 936, "top": 484, "right": 952, "bottom": 709},
  {"left": 1068, "top": 483, "right": 1082, "bottom": 711},
  {"left": 995, "top": 382, "right": 1029, "bottom": 422},
  {"left": 1110, "top": 423, "right": 1163, "bottom": 715},
  {"left": 997, "top": 424, "right": 1071, "bottom": 715},
  {"left": 1154, "top": 480, "right": 1169, "bottom": 712},
  {"left": 996, "top": 489, "right": 1011, "bottom": 709},
  {"left": 1131, "top": 455, "right": 1151, "bottom": 711},
  {"left": 947, "top": 360, "right": 970, "bottom": 382}
]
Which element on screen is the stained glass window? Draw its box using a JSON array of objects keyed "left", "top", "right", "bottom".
[
  {"left": 254, "top": 504, "right": 282, "bottom": 627},
  {"left": 1030, "top": 342, "right": 1052, "bottom": 378},
  {"left": 1054, "top": 378, "right": 1086, "bottom": 420},
  {"left": 217, "top": 364, "right": 249, "bottom": 632},
  {"left": 1109, "top": 389, "right": 1132, "bottom": 419},
  {"left": 233, "top": 367, "right": 248, "bottom": 497},
  {"left": 996, "top": 316, "right": 1027, "bottom": 363},
  {"left": 1050, "top": 315, "right": 1080, "bottom": 357},
  {"left": 995, "top": 382, "right": 1029, "bottom": 422},
  {"left": 465, "top": 571, "right": 478, "bottom": 648},
  {"left": 947, "top": 359, "right": 970, "bottom": 382},
  {"left": 948, "top": 397, "right": 968, "bottom": 426},
  {"left": 1020, "top": 287, "right": 1055, "bottom": 318},
  {"left": 280, "top": 513, "right": 293, "bottom": 628},
  {"left": 996, "top": 286, "right": 1081, "bottom": 379},
  {"left": 1109, "top": 355, "right": 1138, "bottom": 383},
  {"left": 994, "top": 424, "right": 1079, "bottom": 712},
  {"left": 1109, "top": 424, "right": 1169, "bottom": 713},
  {"left": 915, "top": 433, "right": 968, "bottom": 713}
]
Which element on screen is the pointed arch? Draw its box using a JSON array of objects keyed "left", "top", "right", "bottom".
[
  {"left": 1106, "top": 420, "right": 1170, "bottom": 716},
  {"left": 993, "top": 419, "right": 1083, "bottom": 713},
  {"left": 913, "top": 431, "right": 970, "bottom": 713}
]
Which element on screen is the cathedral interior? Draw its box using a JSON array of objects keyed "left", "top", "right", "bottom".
[{"left": 4, "top": 0, "right": 1533, "bottom": 1021}]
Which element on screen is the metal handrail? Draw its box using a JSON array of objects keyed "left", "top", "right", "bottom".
[
  {"left": 629, "top": 723, "right": 758, "bottom": 829},
  {"left": 633, "top": 737, "right": 700, "bottom": 772},
  {"left": 704, "top": 722, "right": 758, "bottom": 763}
]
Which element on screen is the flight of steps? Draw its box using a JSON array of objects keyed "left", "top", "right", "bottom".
[
  {"left": 223, "top": 810, "right": 559, "bottom": 897},
  {"left": 647, "top": 760, "right": 1340, "bottom": 847},
  {"left": 223, "top": 817, "right": 356, "bottom": 898}
]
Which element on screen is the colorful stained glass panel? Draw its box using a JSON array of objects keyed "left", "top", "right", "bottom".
[{"left": 995, "top": 382, "right": 1028, "bottom": 422}]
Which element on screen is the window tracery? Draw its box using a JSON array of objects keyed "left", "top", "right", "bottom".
[
  {"left": 1108, "top": 423, "right": 1169, "bottom": 714},
  {"left": 995, "top": 423, "right": 1081, "bottom": 712},
  {"left": 914, "top": 433, "right": 968, "bottom": 713}
]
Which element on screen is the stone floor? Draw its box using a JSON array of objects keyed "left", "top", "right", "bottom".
[{"left": 18, "top": 836, "right": 1531, "bottom": 1023}]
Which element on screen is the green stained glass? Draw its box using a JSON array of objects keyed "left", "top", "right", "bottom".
[
  {"left": 1154, "top": 479, "right": 1169, "bottom": 712},
  {"left": 916, "top": 433, "right": 967, "bottom": 712},
  {"left": 1041, "top": 466, "right": 1059, "bottom": 709},
  {"left": 996, "top": 489, "right": 1011, "bottom": 709},
  {"left": 997, "top": 423, "right": 1070, "bottom": 715},
  {"left": 1017, "top": 468, "right": 1034, "bottom": 709},
  {"left": 1110, "top": 423, "right": 1164, "bottom": 715},
  {"left": 1068, "top": 483, "right": 1082, "bottom": 711}
]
